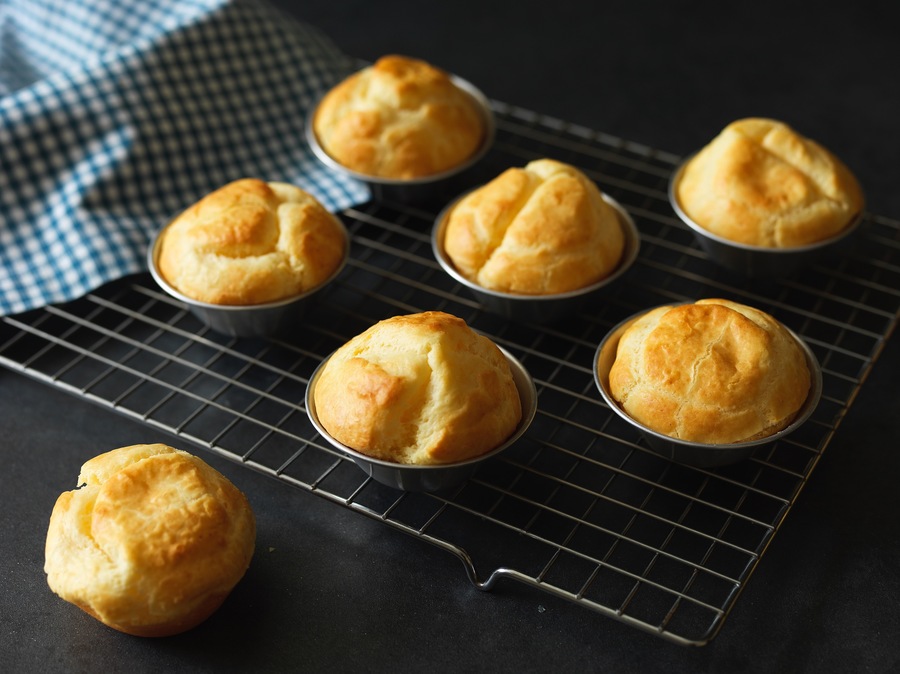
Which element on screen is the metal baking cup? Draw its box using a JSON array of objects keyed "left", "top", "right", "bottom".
[
  {"left": 432, "top": 190, "right": 640, "bottom": 323},
  {"left": 669, "top": 155, "right": 865, "bottom": 278},
  {"left": 306, "top": 344, "right": 537, "bottom": 492},
  {"left": 593, "top": 305, "right": 823, "bottom": 468},
  {"left": 147, "top": 218, "right": 349, "bottom": 338},
  {"left": 306, "top": 73, "right": 495, "bottom": 206}
]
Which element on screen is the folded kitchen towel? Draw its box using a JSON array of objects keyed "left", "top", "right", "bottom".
[{"left": 0, "top": 0, "right": 369, "bottom": 316}]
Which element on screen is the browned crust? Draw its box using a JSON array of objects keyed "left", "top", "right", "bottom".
[
  {"left": 44, "top": 444, "right": 256, "bottom": 636},
  {"left": 442, "top": 159, "right": 625, "bottom": 294},
  {"left": 608, "top": 299, "right": 811, "bottom": 443},
  {"left": 676, "top": 118, "right": 864, "bottom": 247},
  {"left": 313, "top": 311, "right": 522, "bottom": 464},
  {"left": 312, "top": 55, "right": 485, "bottom": 179},
  {"left": 157, "top": 178, "right": 345, "bottom": 305}
]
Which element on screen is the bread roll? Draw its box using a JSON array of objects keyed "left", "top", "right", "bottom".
[
  {"left": 44, "top": 444, "right": 255, "bottom": 637},
  {"left": 676, "top": 118, "right": 864, "bottom": 247},
  {"left": 313, "top": 311, "right": 522, "bottom": 465},
  {"left": 312, "top": 55, "right": 485, "bottom": 179},
  {"left": 157, "top": 178, "right": 346, "bottom": 305},
  {"left": 608, "top": 299, "right": 811, "bottom": 444},
  {"left": 442, "top": 159, "right": 625, "bottom": 294}
]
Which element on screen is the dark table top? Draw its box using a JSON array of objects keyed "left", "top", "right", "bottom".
[{"left": 4, "top": 1, "right": 899, "bottom": 672}]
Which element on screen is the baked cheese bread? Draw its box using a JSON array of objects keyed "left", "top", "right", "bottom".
[{"left": 608, "top": 299, "right": 811, "bottom": 444}]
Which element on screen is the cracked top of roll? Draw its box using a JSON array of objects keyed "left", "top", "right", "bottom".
[
  {"left": 156, "top": 178, "right": 346, "bottom": 305},
  {"left": 676, "top": 118, "right": 864, "bottom": 248},
  {"left": 313, "top": 311, "right": 522, "bottom": 465},
  {"left": 607, "top": 299, "right": 811, "bottom": 444},
  {"left": 442, "top": 159, "right": 625, "bottom": 295},
  {"left": 312, "top": 55, "right": 486, "bottom": 179},
  {"left": 43, "top": 443, "right": 255, "bottom": 637}
]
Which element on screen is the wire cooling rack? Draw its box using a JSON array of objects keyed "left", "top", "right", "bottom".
[{"left": 2, "top": 101, "right": 899, "bottom": 646}]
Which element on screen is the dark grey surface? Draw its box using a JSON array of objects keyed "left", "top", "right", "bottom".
[{"left": 4, "top": 1, "right": 899, "bottom": 671}]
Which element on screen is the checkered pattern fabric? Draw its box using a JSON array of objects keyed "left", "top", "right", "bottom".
[{"left": 0, "top": 0, "right": 369, "bottom": 316}]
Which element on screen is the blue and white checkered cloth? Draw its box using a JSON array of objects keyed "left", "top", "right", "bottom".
[{"left": 0, "top": 0, "right": 369, "bottom": 316}]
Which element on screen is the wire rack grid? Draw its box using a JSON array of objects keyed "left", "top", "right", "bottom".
[{"left": 2, "top": 100, "right": 899, "bottom": 646}]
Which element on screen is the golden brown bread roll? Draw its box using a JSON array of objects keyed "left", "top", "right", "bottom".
[
  {"left": 442, "top": 159, "right": 625, "bottom": 294},
  {"left": 608, "top": 299, "right": 811, "bottom": 444},
  {"left": 312, "top": 55, "right": 486, "bottom": 179},
  {"left": 313, "top": 311, "right": 522, "bottom": 465},
  {"left": 676, "top": 118, "right": 864, "bottom": 247},
  {"left": 157, "top": 178, "right": 346, "bottom": 305},
  {"left": 44, "top": 443, "right": 255, "bottom": 637}
]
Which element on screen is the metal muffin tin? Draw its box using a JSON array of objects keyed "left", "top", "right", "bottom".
[
  {"left": 305, "top": 72, "right": 496, "bottom": 205},
  {"left": 431, "top": 191, "right": 640, "bottom": 323},
  {"left": 668, "top": 155, "right": 865, "bottom": 278},
  {"left": 147, "top": 218, "right": 350, "bottom": 338},
  {"left": 593, "top": 304, "right": 824, "bottom": 468},
  {"left": 305, "top": 344, "right": 537, "bottom": 492}
]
